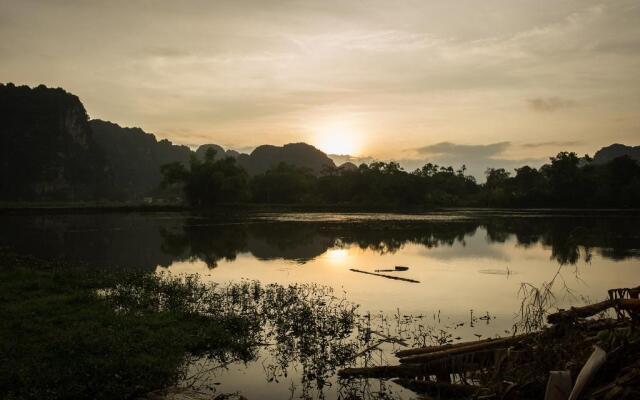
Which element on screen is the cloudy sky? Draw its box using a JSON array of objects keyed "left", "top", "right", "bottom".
[{"left": 1, "top": 0, "right": 639, "bottom": 177}]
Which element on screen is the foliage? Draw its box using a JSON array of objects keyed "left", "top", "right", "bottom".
[
  {"left": 250, "top": 162, "right": 316, "bottom": 203},
  {"left": 0, "top": 252, "right": 257, "bottom": 400},
  {"left": 161, "top": 148, "right": 249, "bottom": 207}
]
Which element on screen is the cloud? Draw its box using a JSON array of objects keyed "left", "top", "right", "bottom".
[
  {"left": 401, "top": 141, "right": 549, "bottom": 181},
  {"left": 329, "top": 154, "right": 375, "bottom": 166},
  {"left": 527, "top": 97, "right": 576, "bottom": 112},
  {"left": 414, "top": 141, "right": 511, "bottom": 158},
  {"left": 521, "top": 141, "right": 581, "bottom": 148}
]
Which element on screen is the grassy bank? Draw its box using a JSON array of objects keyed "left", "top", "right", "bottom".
[{"left": 0, "top": 251, "right": 258, "bottom": 400}]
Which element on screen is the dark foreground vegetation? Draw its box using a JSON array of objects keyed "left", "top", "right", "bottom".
[
  {"left": 0, "top": 251, "right": 258, "bottom": 399},
  {"left": 162, "top": 148, "right": 640, "bottom": 208},
  {"left": 0, "top": 250, "right": 369, "bottom": 399}
]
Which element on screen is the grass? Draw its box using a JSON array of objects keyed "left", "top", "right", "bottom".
[{"left": 0, "top": 252, "right": 257, "bottom": 400}]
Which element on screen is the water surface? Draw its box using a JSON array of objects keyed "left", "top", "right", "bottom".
[{"left": 2, "top": 211, "right": 638, "bottom": 398}]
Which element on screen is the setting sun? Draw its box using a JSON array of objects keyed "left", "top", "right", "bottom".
[{"left": 314, "top": 121, "right": 362, "bottom": 155}]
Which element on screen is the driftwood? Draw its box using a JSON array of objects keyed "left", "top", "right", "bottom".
[
  {"left": 396, "top": 333, "right": 532, "bottom": 358},
  {"left": 547, "top": 299, "right": 640, "bottom": 324},
  {"left": 349, "top": 268, "right": 420, "bottom": 283}
]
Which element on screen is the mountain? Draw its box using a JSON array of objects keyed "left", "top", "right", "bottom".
[
  {"left": 592, "top": 144, "right": 640, "bottom": 164},
  {"left": 90, "top": 119, "right": 192, "bottom": 199},
  {"left": 196, "top": 142, "right": 335, "bottom": 175},
  {"left": 0, "top": 83, "right": 107, "bottom": 200},
  {"left": 238, "top": 143, "right": 335, "bottom": 175}
]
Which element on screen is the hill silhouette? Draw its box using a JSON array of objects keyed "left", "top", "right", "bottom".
[
  {"left": 592, "top": 143, "right": 640, "bottom": 165},
  {"left": 0, "top": 83, "right": 107, "bottom": 200},
  {"left": 1, "top": 82, "right": 638, "bottom": 208},
  {"left": 90, "top": 119, "right": 192, "bottom": 199}
]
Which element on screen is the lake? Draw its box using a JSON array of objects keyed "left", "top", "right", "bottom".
[{"left": 1, "top": 210, "right": 639, "bottom": 399}]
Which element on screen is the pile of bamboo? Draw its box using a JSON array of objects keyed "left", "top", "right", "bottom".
[{"left": 338, "top": 285, "right": 640, "bottom": 399}]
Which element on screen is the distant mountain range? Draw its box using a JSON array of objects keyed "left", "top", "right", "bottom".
[
  {"left": 0, "top": 82, "right": 637, "bottom": 201},
  {"left": 0, "top": 83, "right": 335, "bottom": 200}
]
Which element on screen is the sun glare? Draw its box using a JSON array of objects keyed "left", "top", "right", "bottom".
[
  {"left": 325, "top": 248, "right": 349, "bottom": 264},
  {"left": 314, "top": 121, "right": 362, "bottom": 155}
]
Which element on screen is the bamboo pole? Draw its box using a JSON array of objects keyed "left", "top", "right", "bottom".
[
  {"left": 396, "top": 334, "right": 531, "bottom": 359},
  {"left": 349, "top": 268, "right": 420, "bottom": 283},
  {"left": 399, "top": 337, "right": 526, "bottom": 365}
]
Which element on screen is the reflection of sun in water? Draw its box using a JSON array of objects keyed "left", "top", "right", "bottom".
[
  {"left": 314, "top": 120, "right": 362, "bottom": 155},
  {"left": 325, "top": 248, "right": 349, "bottom": 265}
]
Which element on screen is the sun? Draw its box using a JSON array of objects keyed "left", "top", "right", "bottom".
[{"left": 314, "top": 121, "right": 362, "bottom": 155}]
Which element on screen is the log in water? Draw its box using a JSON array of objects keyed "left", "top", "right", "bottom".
[{"left": 349, "top": 268, "right": 420, "bottom": 283}]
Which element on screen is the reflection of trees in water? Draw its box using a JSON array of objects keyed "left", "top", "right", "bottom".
[
  {"left": 0, "top": 214, "right": 637, "bottom": 270},
  {"left": 160, "top": 224, "right": 249, "bottom": 268},
  {"left": 159, "top": 217, "right": 639, "bottom": 268}
]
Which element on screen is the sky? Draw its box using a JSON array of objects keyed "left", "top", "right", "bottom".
[{"left": 1, "top": 0, "right": 639, "bottom": 177}]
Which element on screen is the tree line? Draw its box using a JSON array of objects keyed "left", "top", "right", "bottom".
[{"left": 161, "top": 149, "right": 640, "bottom": 208}]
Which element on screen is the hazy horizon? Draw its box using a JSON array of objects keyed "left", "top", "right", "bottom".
[{"left": 1, "top": 0, "right": 639, "bottom": 176}]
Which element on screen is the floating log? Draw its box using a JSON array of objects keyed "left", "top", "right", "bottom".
[
  {"left": 398, "top": 335, "right": 531, "bottom": 364},
  {"left": 396, "top": 334, "right": 531, "bottom": 358},
  {"left": 349, "top": 268, "right": 420, "bottom": 283},
  {"left": 375, "top": 266, "right": 409, "bottom": 272}
]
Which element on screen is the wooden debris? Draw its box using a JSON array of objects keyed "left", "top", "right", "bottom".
[
  {"left": 547, "top": 300, "right": 615, "bottom": 324},
  {"left": 339, "top": 285, "right": 640, "bottom": 400},
  {"left": 547, "top": 299, "right": 640, "bottom": 324},
  {"left": 349, "top": 268, "right": 420, "bottom": 283},
  {"left": 398, "top": 336, "right": 528, "bottom": 365},
  {"left": 396, "top": 334, "right": 531, "bottom": 358}
]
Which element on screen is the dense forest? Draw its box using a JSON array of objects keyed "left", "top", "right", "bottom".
[
  {"left": 162, "top": 149, "right": 640, "bottom": 208},
  {"left": 2, "top": 83, "right": 639, "bottom": 208}
]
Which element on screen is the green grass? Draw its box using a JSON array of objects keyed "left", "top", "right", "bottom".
[{"left": 0, "top": 252, "right": 257, "bottom": 400}]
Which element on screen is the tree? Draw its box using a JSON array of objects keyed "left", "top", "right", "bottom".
[
  {"left": 250, "top": 162, "right": 317, "bottom": 203},
  {"left": 161, "top": 148, "right": 248, "bottom": 207}
]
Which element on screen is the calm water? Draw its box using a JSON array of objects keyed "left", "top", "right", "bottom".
[{"left": 2, "top": 211, "right": 639, "bottom": 399}]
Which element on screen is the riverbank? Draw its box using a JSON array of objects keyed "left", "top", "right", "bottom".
[{"left": 1, "top": 201, "right": 639, "bottom": 216}]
